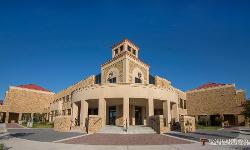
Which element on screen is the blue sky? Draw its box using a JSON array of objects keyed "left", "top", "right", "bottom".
[{"left": 0, "top": 0, "right": 250, "bottom": 99}]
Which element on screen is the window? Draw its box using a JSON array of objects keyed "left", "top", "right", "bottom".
[
  {"left": 66, "top": 95, "right": 69, "bottom": 102},
  {"left": 184, "top": 100, "right": 186, "bottom": 109},
  {"left": 180, "top": 99, "right": 183, "bottom": 109},
  {"left": 55, "top": 110, "right": 59, "bottom": 116},
  {"left": 135, "top": 78, "right": 142, "bottom": 83},
  {"left": 62, "top": 110, "right": 65, "bottom": 115},
  {"left": 135, "top": 72, "right": 142, "bottom": 83},
  {"left": 133, "top": 49, "right": 136, "bottom": 55},
  {"left": 67, "top": 109, "right": 71, "bottom": 115},
  {"left": 62, "top": 97, "right": 65, "bottom": 103},
  {"left": 108, "top": 77, "right": 116, "bottom": 83},
  {"left": 107, "top": 72, "right": 116, "bottom": 83},
  {"left": 120, "top": 45, "right": 124, "bottom": 51},
  {"left": 128, "top": 46, "right": 131, "bottom": 52},
  {"left": 114, "top": 49, "right": 118, "bottom": 55}
]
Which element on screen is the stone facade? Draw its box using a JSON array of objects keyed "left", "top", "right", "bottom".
[
  {"left": 179, "top": 116, "right": 196, "bottom": 133},
  {"left": 155, "top": 76, "right": 171, "bottom": 88},
  {"left": 50, "top": 76, "right": 95, "bottom": 121},
  {"left": 186, "top": 84, "right": 246, "bottom": 125},
  {"left": 0, "top": 86, "right": 54, "bottom": 123},
  {"left": 53, "top": 39, "right": 188, "bottom": 134},
  {"left": 149, "top": 115, "right": 169, "bottom": 134},
  {"left": 4, "top": 87, "right": 54, "bottom": 113},
  {"left": 87, "top": 115, "right": 102, "bottom": 133},
  {"left": 128, "top": 60, "right": 149, "bottom": 84},
  {"left": 102, "top": 60, "right": 124, "bottom": 83},
  {"left": 54, "top": 116, "right": 71, "bottom": 132}
]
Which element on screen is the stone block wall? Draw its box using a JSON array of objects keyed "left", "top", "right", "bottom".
[
  {"left": 87, "top": 115, "right": 102, "bottom": 133},
  {"left": 187, "top": 85, "right": 245, "bottom": 116},
  {"left": 54, "top": 116, "right": 71, "bottom": 132},
  {"left": 50, "top": 76, "right": 95, "bottom": 118},
  {"left": 149, "top": 115, "right": 169, "bottom": 134},
  {"left": 3, "top": 87, "right": 54, "bottom": 113},
  {"left": 180, "top": 116, "right": 196, "bottom": 133},
  {"left": 154, "top": 76, "right": 171, "bottom": 88}
]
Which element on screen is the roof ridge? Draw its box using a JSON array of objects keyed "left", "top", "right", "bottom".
[
  {"left": 16, "top": 84, "right": 51, "bottom": 92},
  {"left": 190, "top": 82, "right": 228, "bottom": 91}
]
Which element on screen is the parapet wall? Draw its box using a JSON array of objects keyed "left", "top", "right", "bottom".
[{"left": 154, "top": 76, "right": 171, "bottom": 88}]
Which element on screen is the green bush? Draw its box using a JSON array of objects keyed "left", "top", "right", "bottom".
[{"left": 198, "top": 116, "right": 208, "bottom": 126}]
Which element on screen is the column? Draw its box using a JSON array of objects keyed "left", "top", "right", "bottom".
[
  {"left": 172, "top": 103, "right": 178, "bottom": 122},
  {"left": 131, "top": 105, "right": 135, "bottom": 125},
  {"left": 5, "top": 112, "right": 9, "bottom": 123},
  {"left": 98, "top": 98, "right": 106, "bottom": 126},
  {"left": 123, "top": 97, "right": 130, "bottom": 127},
  {"left": 146, "top": 98, "right": 154, "bottom": 126},
  {"left": 163, "top": 100, "right": 171, "bottom": 127},
  {"left": 72, "top": 102, "right": 78, "bottom": 126},
  {"left": 80, "top": 100, "right": 88, "bottom": 130},
  {"left": 195, "top": 115, "right": 199, "bottom": 125},
  {"left": 18, "top": 113, "right": 22, "bottom": 121},
  {"left": 31, "top": 113, "right": 34, "bottom": 122}
]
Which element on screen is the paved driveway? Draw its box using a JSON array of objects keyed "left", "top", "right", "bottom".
[
  {"left": 61, "top": 133, "right": 193, "bottom": 145},
  {"left": 3, "top": 128, "right": 83, "bottom": 142}
]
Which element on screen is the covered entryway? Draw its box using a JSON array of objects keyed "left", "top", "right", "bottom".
[
  {"left": 106, "top": 98, "right": 123, "bottom": 126},
  {"left": 0, "top": 112, "right": 6, "bottom": 123},
  {"left": 108, "top": 106, "right": 116, "bottom": 125},
  {"left": 8, "top": 112, "right": 19, "bottom": 123},
  {"left": 223, "top": 114, "right": 236, "bottom": 126},
  {"left": 210, "top": 114, "right": 221, "bottom": 126},
  {"left": 134, "top": 106, "right": 143, "bottom": 125},
  {"left": 129, "top": 98, "right": 148, "bottom": 126}
]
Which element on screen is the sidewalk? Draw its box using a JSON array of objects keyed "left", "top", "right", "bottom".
[{"left": 0, "top": 137, "right": 245, "bottom": 150}]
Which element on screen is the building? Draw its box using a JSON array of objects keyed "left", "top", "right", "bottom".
[
  {"left": 0, "top": 84, "right": 54, "bottom": 123},
  {"left": 0, "top": 39, "right": 246, "bottom": 133},
  {"left": 49, "top": 39, "right": 188, "bottom": 133},
  {"left": 186, "top": 82, "right": 246, "bottom": 126}
]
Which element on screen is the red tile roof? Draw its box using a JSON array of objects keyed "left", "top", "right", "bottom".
[
  {"left": 190, "top": 82, "right": 227, "bottom": 91},
  {"left": 16, "top": 84, "right": 51, "bottom": 92}
]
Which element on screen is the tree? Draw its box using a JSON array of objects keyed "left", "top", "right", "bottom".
[{"left": 241, "top": 100, "right": 250, "bottom": 118}]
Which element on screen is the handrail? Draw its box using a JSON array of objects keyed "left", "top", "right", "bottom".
[{"left": 93, "top": 118, "right": 102, "bottom": 125}]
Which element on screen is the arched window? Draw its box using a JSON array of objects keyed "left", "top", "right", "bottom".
[
  {"left": 132, "top": 68, "right": 144, "bottom": 84},
  {"left": 107, "top": 72, "right": 116, "bottom": 83},
  {"left": 135, "top": 72, "right": 142, "bottom": 83}
]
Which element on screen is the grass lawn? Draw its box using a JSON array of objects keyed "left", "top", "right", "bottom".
[
  {"left": 22, "top": 122, "right": 53, "bottom": 128},
  {"left": 196, "top": 125, "right": 222, "bottom": 131},
  {"left": 32, "top": 122, "right": 53, "bottom": 128},
  {"left": 0, "top": 144, "right": 3, "bottom": 150}
]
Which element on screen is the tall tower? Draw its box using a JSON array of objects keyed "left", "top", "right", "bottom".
[
  {"left": 101, "top": 39, "right": 149, "bottom": 84},
  {"left": 111, "top": 39, "right": 139, "bottom": 58}
]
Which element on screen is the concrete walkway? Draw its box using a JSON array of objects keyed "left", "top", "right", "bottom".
[{"left": 0, "top": 137, "right": 242, "bottom": 150}]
